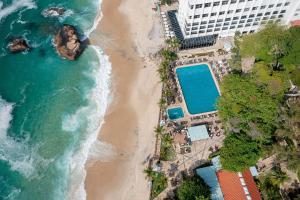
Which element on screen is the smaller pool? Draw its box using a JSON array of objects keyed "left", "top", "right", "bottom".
[{"left": 167, "top": 107, "right": 184, "bottom": 120}]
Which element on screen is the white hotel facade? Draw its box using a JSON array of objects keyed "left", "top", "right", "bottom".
[{"left": 176, "top": 0, "right": 300, "bottom": 38}]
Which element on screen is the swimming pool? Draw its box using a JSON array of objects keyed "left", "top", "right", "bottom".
[
  {"left": 167, "top": 107, "right": 184, "bottom": 120},
  {"left": 176, "top": 64, "right": 220, "bottom": 115}
]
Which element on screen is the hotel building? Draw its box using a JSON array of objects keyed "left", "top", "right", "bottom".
[{"left": 175, "top": 0, "right": 300, "bottom": 39}]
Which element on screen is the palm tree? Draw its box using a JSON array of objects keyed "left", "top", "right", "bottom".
[
  {"left": 154, "top": 125, "right": 163, "bottom": 136},
  {"left": 158, "top": 98, "right": 167, "bottom": 110}
]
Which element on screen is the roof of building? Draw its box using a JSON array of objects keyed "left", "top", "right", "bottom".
[
  {"left": 196, "top": 166, "right": 224, "bottom": 200},
  {"left": 187, "top": 125, "right": 209, "bottom": 141},
  {"left": 242, "top": 170, "right": 262, "bottom": 200},
  {"left": 216, "top": 170, "right": 262, "bottom": 200},
  {"left": 291, "top": 20, "right": 300, "bottom": 27}
]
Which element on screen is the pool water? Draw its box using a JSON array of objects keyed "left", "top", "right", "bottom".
[
  {"left": 176, "top": 64, "right": 220, "bottom": 115},
  {"left": 167, "top": 107, "right": 184, "bottom": 120}
]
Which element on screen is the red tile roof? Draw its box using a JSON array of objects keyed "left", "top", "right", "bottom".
[
  {"left": 291, "top": 20, "right": 300, "bottom": 27},
  {"left": 216, "top": 170, "right": 262, "bottom": 200},
  {"left": 217, "top": 171, "right": 246, "bottom": 200},
  {"left": 243, "top": 170, "right": 262, "bottom": 200}
]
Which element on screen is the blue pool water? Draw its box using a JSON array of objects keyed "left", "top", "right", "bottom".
[
  {"left": 176, "top": 64, "right": 220, "bottom": 115},
  {"left": 167, "top": 107, "right": 184, "bottom": 120}
]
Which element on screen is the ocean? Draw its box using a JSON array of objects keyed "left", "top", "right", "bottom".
[{"left": 0, "top": 0, "right": 111, "bottom": 199}]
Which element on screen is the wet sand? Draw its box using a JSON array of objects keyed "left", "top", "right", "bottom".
[{"left": 85, "top": 0, "right": 163, "bottom": 199}]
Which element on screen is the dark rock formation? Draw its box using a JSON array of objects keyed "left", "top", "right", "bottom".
[
  {"left": 42, "top": 7, "right": 66, "bottom": 17},
  {"left": 8, "top": 38, "right": 29, "bottom": 53},
  {"left": 54, "top": 24, "right": 82, "bottom": 60}
]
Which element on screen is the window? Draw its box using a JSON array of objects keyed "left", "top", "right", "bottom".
[
  {"left": 199, "top": 30, "right": 205, "bottom": 33},
  {"left": 208, "top": 24, "right": 214, "bottom": 28},
  {"left": 225, "top": 17, "right": 231, "bottom": 21},
  {"left": 268, "top": 4, "right": 274, "bottom": 8},
  {"left": 192, "top": 22, "right": 199, "bottom": 26},
  {"left": 239, "top": 20, "right": 245, "bottom": 23},
  {"left": 214, "top": 28, "right": 220, "bottom": 31},
  {"left": 257, "top": 13, "right": 263, "bottom": 17},
  {"left": 236, "top": 9, "right": 242, "bottom": 13},
  {"left": 201, "top": 21, "right": 207, "bottom": 24},
  {"left": 276, "top": 3, "right": 282, "bottom": 7},
  {"left": 222, "top": 0, "right": 229, "bottom": 5},
  {"left": 207, "top": 29, "right": 213, "bottom": 32},
  {"left": 213, "top": 1, "right": 220, "bottom": 6},
  {"left": 216, "top": 23, "right": 222, "bottom": 27},
  {"left": 242, "top": 31, "right": 247, "bottom": 34},
  {"left": 191, "top": 31, "right": 197, "bottom": 35},
  {"left": 192, "top": 27, "right": 197, "bottom": 30},
  {"left": 219, "top": 11, "right": 225, "bottom": 15},
  {"left": 224, "top": 22, "right": 230, "bottom": 25},
  {"left": 195, "top": 4, "right": 202, "bottom": 9},
  {"left": 284, "top": 2, "right": 290, "bottom": 6},
  {"left": 188, "top": 16, "right": 192, "bottom": 19},
  {"left": 190, "top": 5, "right": 194, "bottom": 9},
  {"left": 204, "top": 3, "right": 211, "bottom": 7},
  {"left": 227, "top": 10, "right": 234, "bottom": 14},
  {"left": 241, "top": 15, "right": 247, "bottom": 19},
  {"left": 222, "top": 27, "right": 229, "bottom": 30},
  {"left": 202, "top": 14, "right": 208, "bottom": 17},
  {"left": 280, "top": 10, "right": 286, "bottom": 13},
  {"left": 231, "top": 21, "right": 238, "bottom": 25},
  {"left": 217, "top": 19, "right": 223, "bottom": 22},
  {"left": 253, "top": 22, "right": 259, "bottom": 25},
  {"left": 238, "top": 24, "right": 243, "bottom": 28},
  {"left": 195, "top": 15, "right": 200, "bottom": 18},
  {"left": 245, "top": 23, "right": 251, "bottom": 27},
  {"left": 239, "top": 0, "right": 245, "bottom": 2},
  {"left": 230, "top": 26, "right": 236, "bottom": 29},
  {"left": 263, "top": 17, "right": 268, "bottom": 20},
  {"left": 255, "top": 18, "right": 261, "bottom": 21},
  {"left": 260, "top": 5, "right": 266, "bottom": 9},
  {"left": 249, "top": 14, "right": 255, "bottom": 18},
  {"left": 233, "top": 17, "right": 239, "bottom": 20},
  {"left": 200, "top": 26, "right": 206, "bottom": 29},
  {"left": 265, "top": 12, "right": 271, "bottom": 16},
  {"left": 230, "top": 0, "right": 237, "bottom": 4},
  {"left": 278, "top": 14, "right": 283, "bottom": 18},
  {"left": 244, "top": 8, "right": 250, "bottom": 11},
  {"left": 211, "top": 12, "right": 217, "bottom": 16},
  {"left": 209, "top": 20, "right": 215, "bottom": 23},
  {"left": 273, "top": 11, "right": 278, "bottom": 14},
  {"left": 252, "top": 7, "right": 257, "bottom": 10},
  {"left": 247, "top": 19, "right": 253, "bottom": 22},
  {"left": 250, "top": 30, "right": 255, "bottom": 33},
  {"left": 270, "top": 16, "right": 276, "bottom": 19}
]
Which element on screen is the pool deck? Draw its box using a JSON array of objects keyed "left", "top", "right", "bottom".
[{"left": 173, "top": 63, "right": 221, "bottom": 119}]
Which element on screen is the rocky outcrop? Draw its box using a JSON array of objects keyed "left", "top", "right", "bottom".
[
  {"left": 8, "top": 38, "right": 29, "bottom": 53},
  {"left": 42, "top": 7, "right": 66, "bottom": 17},
  {"left": 54, "top": 24, "right": 82, "bottom": 60}
]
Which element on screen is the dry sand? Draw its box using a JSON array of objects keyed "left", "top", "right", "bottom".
[{"left": 85, "top": 0, "right": 164, "bottom": 199}]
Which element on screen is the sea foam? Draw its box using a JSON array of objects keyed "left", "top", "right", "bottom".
[
  {"left": 0, "top": 0, "right": 37, "bottom": 21},
  {"left": 66, "top": 46, "right": 113, "bottom": 200},
  {"left": 0, "top": 96, "right": 50, "bottom": 180}
]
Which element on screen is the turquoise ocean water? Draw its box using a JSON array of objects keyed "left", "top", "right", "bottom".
[
  {"left": 0, "top": 0, "right": 111, "bottom": 199},
  {"left": 176, "top": 64, "right": 220, "bottom": 115}
]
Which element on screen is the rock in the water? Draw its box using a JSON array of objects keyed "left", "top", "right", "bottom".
[
  {"left": 42, "top": 7, "right": 66, "bottom": 17},
  {"left": 54, "top": 24, "right": 82, "bottom": 60},
  {"left": 8, "top": 38, "right": 29, "bottom": 53}
]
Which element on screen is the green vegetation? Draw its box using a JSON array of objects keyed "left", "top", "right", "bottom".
[
  {"left": 258, "top": 166, "right": 288, "bottom": 200},
  {"left": 144, "top": 168, "right": 168, "bottom": 199},
  {"left": 217, "top": 23, "right": 300, "bottom": 197},
  {"left": 220, "top": 133, "right": 260, "bottom": 172},
  {"left": 176, "top": 176, "right": 211, "bottom": 200},
  {"left": 160, "top": 133, "right": 176, "bottom": 161}
]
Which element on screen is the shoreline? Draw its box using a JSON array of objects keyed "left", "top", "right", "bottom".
[{"left": 85, "top": 0, "right": 163, "bottom": 199}]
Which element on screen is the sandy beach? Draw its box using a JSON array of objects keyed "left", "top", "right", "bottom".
[{"left": 85, "top": 0, "right": 163, "bottom": 199}]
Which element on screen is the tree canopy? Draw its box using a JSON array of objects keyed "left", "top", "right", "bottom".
[
  {"left": 220, "top": 133, "right": 261, "bottom": 172},
  {"left": 176, "top": 176, "right": 211, "bottom": 200}
]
